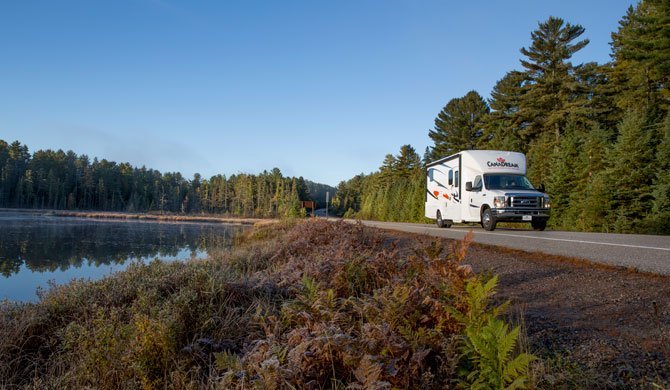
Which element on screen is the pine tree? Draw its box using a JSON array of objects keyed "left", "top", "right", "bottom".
[
  {"left": 573, "top": 63, "right": 622, "bottom": 131},
  {"left": 479, "top": 71, "right": 526, "bottom": 152},
  {"left": 573, "top": 124, "right": 612, "bottom": 231},
  {"left": 519, "top": 16, "right": 590, "bottom": 143},
  {"left": 650, "top": 115, "right": 670, "bottom": 232},
  {"left": 0, "top": 140, "right": 9, "bottom": 206},
  {"left": 579, "top": 173, "right": 612, "bottom": 232},
  {"left": 429, "top": 91, "right": 489, "bottom": 159},
  {"left": 378, "top": 154, "right": 397, "bottom": 186},
  {"left": 422, "top": 146, "right": 432, "bottom": 166},
  {"left": 525, "top": 134, "right": 554, "bottom": 188},
  {"left": 605, "top": 111, "right": 656, "bottom": 232},
  {"left": 547, "top": 122, "right": 582, "bottom": 228},
  {"left": 395, "top": 145, "right": 421, "bottom": 177},
  {"left": 611, "top": 0, "right": 670, "bottom": 114}
]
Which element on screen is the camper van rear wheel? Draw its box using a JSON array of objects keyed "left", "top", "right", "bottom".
[
  {"left": 436, "top": 211, "right": 445, "bottom": 228},
  {"left": 481, "top": 208, "right": 496, "bottom": 231}
]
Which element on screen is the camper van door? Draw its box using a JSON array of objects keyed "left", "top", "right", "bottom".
[{"left": 468, "top": 174, "right": 485, "bottom": 219}]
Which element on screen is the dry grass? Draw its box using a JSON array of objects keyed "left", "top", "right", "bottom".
[{"left": 0, "top": 219, "right": 531, "bottom": 389}]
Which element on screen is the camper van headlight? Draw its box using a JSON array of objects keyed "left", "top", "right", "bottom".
[
  {"left": 543, "top": 196, "right": 550, "bottom": 208},
  {"left": 493, "top": 196, "right": 506, "bottom": 209}
]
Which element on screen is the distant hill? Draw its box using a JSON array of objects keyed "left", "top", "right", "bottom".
[{"left": 304, "top": 180, "right": 336, "bottom": 209}]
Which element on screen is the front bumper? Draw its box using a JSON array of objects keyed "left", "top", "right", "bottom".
[{"left": 492, "top": 208, "right": 550, "bottom": 222}]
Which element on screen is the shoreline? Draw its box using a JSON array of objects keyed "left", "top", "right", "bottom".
[{"left": 0, "top": 208, "right": 272, "bottom": 226}]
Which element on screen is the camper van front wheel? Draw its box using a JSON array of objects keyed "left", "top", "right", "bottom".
[{"left": 481, "top": 208, "right": 497, "bottom": 231}]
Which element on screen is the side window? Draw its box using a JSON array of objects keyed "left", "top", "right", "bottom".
[
  {"left": 454, "top": 170, "right": 459, "bottom": 188},
  {"left": 473, "top": 175, "right": 482, "bottom": 190},
  {"left": 448, "top": 170, "right": 453, "bottom": 186},
  {"left": 428, "top": 169, "right": 434, "bottom": 182}
]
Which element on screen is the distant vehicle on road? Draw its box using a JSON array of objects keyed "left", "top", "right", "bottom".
[{"left": 425, "top": 150, "right": 550, "bottom": 231}]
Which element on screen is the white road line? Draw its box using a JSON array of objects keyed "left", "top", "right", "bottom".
[
  {"left": 364, "top": 224, "right": 670, "bottom": 252},
  {"left": 478, "top": 231, "right": 670, "bottom": 251},
  {"left": 368, "top": 222, "right": 670, "bottom": 252},
  {"left": 372, "top": 223, "right": 670, "bottom": 252}
]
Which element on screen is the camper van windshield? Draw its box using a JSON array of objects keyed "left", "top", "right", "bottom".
[{"left": 484, "top": 174, "right": 535, "bottom": 190}]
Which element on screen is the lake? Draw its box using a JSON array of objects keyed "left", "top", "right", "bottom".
[{"left": 0, "top": 212, "right": 249, "bottom": 302}]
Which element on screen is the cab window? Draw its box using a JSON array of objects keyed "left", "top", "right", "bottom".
[
  {"left": 448, "top": 170, "right": 453, "bottom": 186},
  {"left": 473, "top": 175, "right": 482, "bottom": 191},
  {"left": 454, "top": 170, "right": 459, "bottom": 188}
]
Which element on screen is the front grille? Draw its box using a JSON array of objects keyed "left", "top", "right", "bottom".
[{"left": 510, "top": 196, "right": 540, "bottom": 208}]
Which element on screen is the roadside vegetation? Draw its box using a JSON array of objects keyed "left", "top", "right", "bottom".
[
  {"left": 1, "top": 219, "right": 538, "bottom": 388},
  {"left": 332, "top": 0, "right": 670, "bottom": 234}
]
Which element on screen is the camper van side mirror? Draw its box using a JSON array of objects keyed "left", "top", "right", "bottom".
[
  {"left": 465, "top": 182, "right": 473, "bottom": 191},
  {"left": 538, "top": 183, "right": 546, "bottom": 193}
]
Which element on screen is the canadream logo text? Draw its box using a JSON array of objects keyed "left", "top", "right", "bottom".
[{"left": 487, "top": 157, "right": 519, "bottom": 168}]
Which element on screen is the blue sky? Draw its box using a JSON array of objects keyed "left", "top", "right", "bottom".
[{"left": 1, "top": 0, "right": 636, "bottom": 186}]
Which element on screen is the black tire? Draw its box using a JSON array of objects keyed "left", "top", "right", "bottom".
[
  {"left": 531, "top": 220, "right": 547, "bottom": 231},
  {"left": 436, "top": 210, "right": 445, "bottom": 228},
  {"left": 481, "top": 207, "right": 497, "bottom": 231}
]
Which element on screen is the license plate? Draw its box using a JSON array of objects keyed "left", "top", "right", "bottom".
[{"left": 522, "top": 215, "right": 532, "bottom": 221}]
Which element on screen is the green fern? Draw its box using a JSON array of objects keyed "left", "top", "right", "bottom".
[
  {"left": 215, "top": 350, "right": 242, "bottom": 372},
  {"left": 448, "top": 275, "right": 508, "bottom": 332},
  {"left": 464, "top": 318, "right": 535, "bottom": 389},
  {"left": 449, "top": 276, "right": 535, "bottom": 389},
  {"left": 300, "top": 275, "right": 320, "bottom": 306}
]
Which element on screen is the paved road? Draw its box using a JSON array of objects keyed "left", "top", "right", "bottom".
[{"left": 353, "top": 220, "right": 670, "bottom": 275}]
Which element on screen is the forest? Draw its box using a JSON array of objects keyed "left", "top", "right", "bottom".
[
  {"left": 332, "top": 0, "right": 670, "bottom": 234},
  {"left": 0, "top": 140, "right": 334, "bottom": 218}
]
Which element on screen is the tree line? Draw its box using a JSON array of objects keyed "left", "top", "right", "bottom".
[
  {"left": 333, "top": 0, "right": 670, "bottom": 234},
  {"left": 0, "top": 140, "right": 335, "bottom": 218}
]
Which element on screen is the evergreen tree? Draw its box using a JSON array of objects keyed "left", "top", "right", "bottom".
[
  {"left": 395, "top": 145, "right": 421, "bottom": 177},
  {"left": 519, "top": 16, "right": 590, "bottom": 143},
  {"left": 0, "top": 140, "right": 8, "bottom": 200},
  {"left": 331, "top": 174, "right": 366, "bottom": 217},
  {"left": 378, "top": 154, "right": 397, "bottom": 185},
  {"left": 650, "top": 115, "right": 670, "bottom": 232},
  {"left": 579, "top": 171, "right": 613, "bottom": 232},
  {"left": 605, "top": 111, "right": 657, "bottom": 232},
  {"left": 611, "top": 0, "right": 670, "bottom": 114},
  {"left": 547, "top": 122, "right": 582, "bottom": 228},
  {"left": 479, "top": 71, "right": 526, "bottom": 151},
  {"left": 573, "top": 63, "right": 622, "bottom": 131},
  {"left": 346, "top": 144, "right": 426, "bottom": 223},
  {"left": 573, "top": 124, "right": 612, "bottom": 231},
  {"left": 429, "top": 90, "right": 489, "bottom": 159},
  {"left": 422, "top": 146, "right": 432, "bottom": 166},
  {"left": 525, "top": 134, "right": 554, "bottom": 188}
]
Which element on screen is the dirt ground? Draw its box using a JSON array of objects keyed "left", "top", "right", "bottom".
[{"left": 380, "top": 228, "right": 670, "bottom": 388}]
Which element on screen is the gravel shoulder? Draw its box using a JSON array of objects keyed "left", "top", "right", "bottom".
[{"left": 374, "top": 226, "right": 670, "bottom": 387}]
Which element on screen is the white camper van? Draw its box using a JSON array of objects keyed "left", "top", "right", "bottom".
[{"left": 425, "top": 150, "right": 550, "bottom": 231}]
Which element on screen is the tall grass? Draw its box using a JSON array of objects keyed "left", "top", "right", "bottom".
[{"left": 0, "top": 220, "right": 533, "bottom": 388}]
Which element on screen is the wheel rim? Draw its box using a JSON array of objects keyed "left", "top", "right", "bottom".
[
  {"left": 483, "top": 211, "right": 491, "bottom": 227},
  {"left": 437, "top": 212, "right": 442, "bottom": 224}
]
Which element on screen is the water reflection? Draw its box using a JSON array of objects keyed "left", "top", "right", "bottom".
[{"left": 0, "top": 212, "right": 247, "bottom": 301}]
